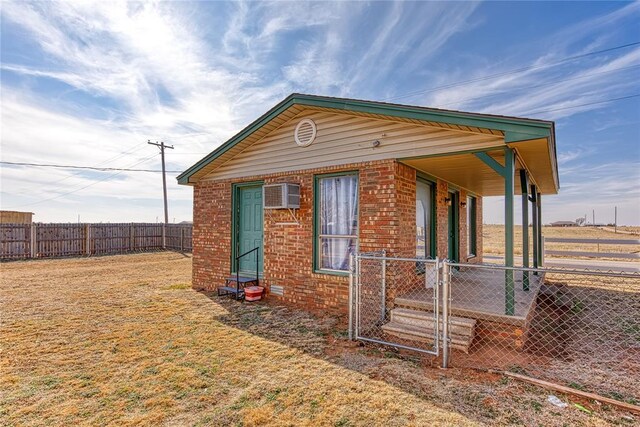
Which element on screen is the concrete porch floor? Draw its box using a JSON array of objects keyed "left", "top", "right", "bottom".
[{"left": 395, "top": 268, "right": 544, "bottom": 326}]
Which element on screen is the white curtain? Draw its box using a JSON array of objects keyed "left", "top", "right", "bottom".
[
  {"left": 321, "top": 176, "right": 358, "bottom": 270},
  {"left": 416, "top": 180, "right": 432, "bottom": 259}
]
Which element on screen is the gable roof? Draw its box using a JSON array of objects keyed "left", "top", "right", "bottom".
[{"left": 177, "top": 93, "right": 557, "bottom": 187}]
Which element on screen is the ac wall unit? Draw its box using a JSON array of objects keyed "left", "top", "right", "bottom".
[{"left": 263, "top": 183, "right": 300, "bottom": 209}]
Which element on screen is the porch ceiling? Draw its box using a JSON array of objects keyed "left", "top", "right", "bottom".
[
  {"left": 401, "top": 138, "right": 557, "bottom": 196},
  {"left": 509, "top": 138, "right": 558, "bottom": 196}
]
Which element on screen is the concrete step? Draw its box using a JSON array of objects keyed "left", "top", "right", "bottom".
[
  {"left": 381, "top": 308, "right": 476, "bottom": 353},
  {"left": 394, "top": 297, "right": 435, "bottom": 311},
  {"left": 381, "top": 322, "right": 473, "bottom": 353},
  {"left": 390, "top": 308, "right": 476, "bottom": 335}
]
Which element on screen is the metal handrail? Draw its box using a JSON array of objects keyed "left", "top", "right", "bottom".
[{"left": 235, "top": 246, "right": 260, "bottom": 299}]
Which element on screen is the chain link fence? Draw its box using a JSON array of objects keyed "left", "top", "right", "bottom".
[
  {"left": 351, "top": 253, "right": 640, "bottom": 404},
  {"left": 446, "top": 262, "right": 640, "bottom": 403}
]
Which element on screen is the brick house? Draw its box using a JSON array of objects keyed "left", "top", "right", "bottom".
[{"left": 178, "top": 94, "right": 558, "bottom": 316}]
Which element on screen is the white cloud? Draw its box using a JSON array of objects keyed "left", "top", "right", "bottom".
[
  {"left": 0, "top": 1, "right": 278, "bottom": 220},
  {"left": 1, "top": 1, "right": 638, "bottom": 226},
  {"left": 343, "top": 2, "right": 481, "bottom": 97},
  {"left": 407, "top": 3, "right": 640, "bottom": 121},
  {"left": 557, "top": 149, "right": 587, "bottom": 165},
  {"left": 484, "top": 160, "right": 640, "bottom": 226}
]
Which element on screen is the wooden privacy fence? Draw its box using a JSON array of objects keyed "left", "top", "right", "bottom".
[{"left": 0, "top": 223, "right": 192, "bottom": 260}]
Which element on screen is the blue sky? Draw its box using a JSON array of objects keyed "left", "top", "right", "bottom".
[{"left": 1, "top": 1, "right": 639, "bottom": 224}]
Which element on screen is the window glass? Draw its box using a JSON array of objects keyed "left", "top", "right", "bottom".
[
  {"left": 416, "top": 180, "right": 433, "bottom": 258},
  {"left": 317, "top": 175, "right": 358, "bottom": 271},
  {"left": 467, "top": 196, "right": 477, "bottom": 257}
]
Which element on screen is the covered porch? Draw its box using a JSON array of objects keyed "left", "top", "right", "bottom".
[
  {"left": 395, "top": 267, "right": 545, "bottom": 327},
  {"left": 401, "top": 129, "right": 558, "bottom": 316}
]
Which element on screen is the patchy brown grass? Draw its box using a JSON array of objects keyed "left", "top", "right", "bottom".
[
  {"left": 1, "top": 253, "right": 635, "bottom": 426},
  {"left": 483, "top": 225, "right": 640, "bottom": 260}
]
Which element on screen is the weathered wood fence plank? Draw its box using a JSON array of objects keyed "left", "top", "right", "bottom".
[
  {"left": 0, "top": 224, "right": 30, "bottom": 259},
  {"left": 0, "top": 223, "right": 193, "bottom": 260}
]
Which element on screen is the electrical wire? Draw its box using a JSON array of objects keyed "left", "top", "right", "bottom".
[
  {"left": 385, "top": 41, "right": 640, "bottom": 102},
  {"left": 11, "top": 142, "right": 151, "bottom": 195},
  {"left": 94, "top": 142, "right": 149, "bottom": 167},
  {"left": 1, "top": 161, "right": 182, "bottom": 173},
  {"left": 433, "top": 64, "right": 640, "bottom": 109},
  {"left": 5, "top": 153, "right": 162, "bottom": 209},
  {"left": 527, "top": 94, "right": 640, "bottom": 115}
]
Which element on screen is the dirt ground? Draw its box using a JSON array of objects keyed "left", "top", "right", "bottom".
[{"left": 1, "top": 252, "right": 637, "bottom": 426}]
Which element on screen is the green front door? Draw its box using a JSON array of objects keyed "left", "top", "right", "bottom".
[
  {"left": 447, "top": 191, "right": 459, "bottom": 262},
  {"left": 236, "top": 185, "right": 263, "bottom": 274}
]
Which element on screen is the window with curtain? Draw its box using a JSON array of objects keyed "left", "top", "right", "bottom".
[
  {"left": 467, "top": 196, "right": 477, "bottom": 257},
  {"left": 316, "top": 174, "right": 358, "bottom": 272}
]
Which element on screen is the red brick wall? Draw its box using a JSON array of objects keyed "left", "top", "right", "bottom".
[
  {"left": 433, "top": 180, "right": 483, "bottom": 262},
  {"left": 192, "top": 181, "right": 233, "bottom": 291},
  {"left": 395, "top": 163, "right": 418, "bottom": 257},
  {"left": 193, "top": 160, "right": 417, "bottom": 314},
  {"left": 436, "top": 179, "right": 449, "bottom": 259},
  {"left": 191, "top": 160, "right": 482, "bottom": 314}
]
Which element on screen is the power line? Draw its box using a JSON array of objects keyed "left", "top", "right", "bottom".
[
  {"left": 11, "top": 142, "right": 151, "bottom": 196},
  {"left": 1, "top": 161, "right": 183, "bottom": 173},
  {"left": 527, "top": 94, "right": 640, "bottom": 115},
  {"left": 93, "top": 142, "right": 149, "bottom": 168},
  {"left": 6, "top": 153, "right": 161, "bottom": 209},
  {"left": 385, "top": 41, "right": 640, "bottom": 102},
  {"left": 433, "top": 64, "right": 640, "bottom": 109}
]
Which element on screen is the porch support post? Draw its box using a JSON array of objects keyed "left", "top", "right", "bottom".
[
  {"left": 504, "top": 147, "right": 515, "bottom": 315},
  {"left": 473, "top": 148, "right": 516, "bottom": 315},
  {"left": 520, "top": 170, "right": 529, "bottom": 291},
  {"left": 537, "top": 192, "right": 543, "bottom": 267},
  {"left": 530, "top": 185, "right": 538, "bottom": 272}
]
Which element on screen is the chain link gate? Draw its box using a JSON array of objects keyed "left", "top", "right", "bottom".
[{"left": 349, "top": 252, "right": 447, "bottom": 361}]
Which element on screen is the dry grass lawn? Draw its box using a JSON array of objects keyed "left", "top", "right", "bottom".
[
  {"left": 483, "top": 225, "right": 640, "bottom": 260},
  {"left": 1, "top": 253, "right": 635, "bottom": 426}
]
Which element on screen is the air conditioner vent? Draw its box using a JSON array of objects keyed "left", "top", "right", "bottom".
[
  {"left": 270, "top": 284, "right": 284, "bottom": 297},
  {"left": 263, "top": 183, "right": 300, "bottom": 209},
  {"left": 294, "top": 118, "right": 317, "bottom": 147}
]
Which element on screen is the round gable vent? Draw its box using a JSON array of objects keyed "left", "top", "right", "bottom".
[{"left": 294, "top": 118, "right": 317, "bottom": 147}]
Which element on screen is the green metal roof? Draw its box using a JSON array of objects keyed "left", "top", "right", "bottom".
[{"left": 177, "top": 93, "right": 556, "bottom": 185}]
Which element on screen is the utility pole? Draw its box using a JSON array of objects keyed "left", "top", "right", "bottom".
[
  {"left": 147, "top": 140, "right": 174, "bottom": 224},
  {"left": 615, "top": 206, "right": 617, "bottom": 233}
]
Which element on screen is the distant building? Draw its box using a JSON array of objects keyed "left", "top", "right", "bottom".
[
  {"left": 549, "top": 220, "right": 577, "bottom": 227},
  {"left": 0, "top": 210, "right": 34, "bottom": 224}
]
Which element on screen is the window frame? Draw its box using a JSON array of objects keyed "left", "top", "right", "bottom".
[
  {"left": 416, "top": 175, "right": 437, "bottom": 260},
  {"left": 467, "top": 195, "right": 477, "bottom": 258},
  {"left": 313, "top": 171, "right": 359, "bottom": 275}
]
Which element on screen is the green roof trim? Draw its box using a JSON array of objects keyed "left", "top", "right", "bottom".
[{"left": 177, "top": 93, "right": 554, "bottom": 185}]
